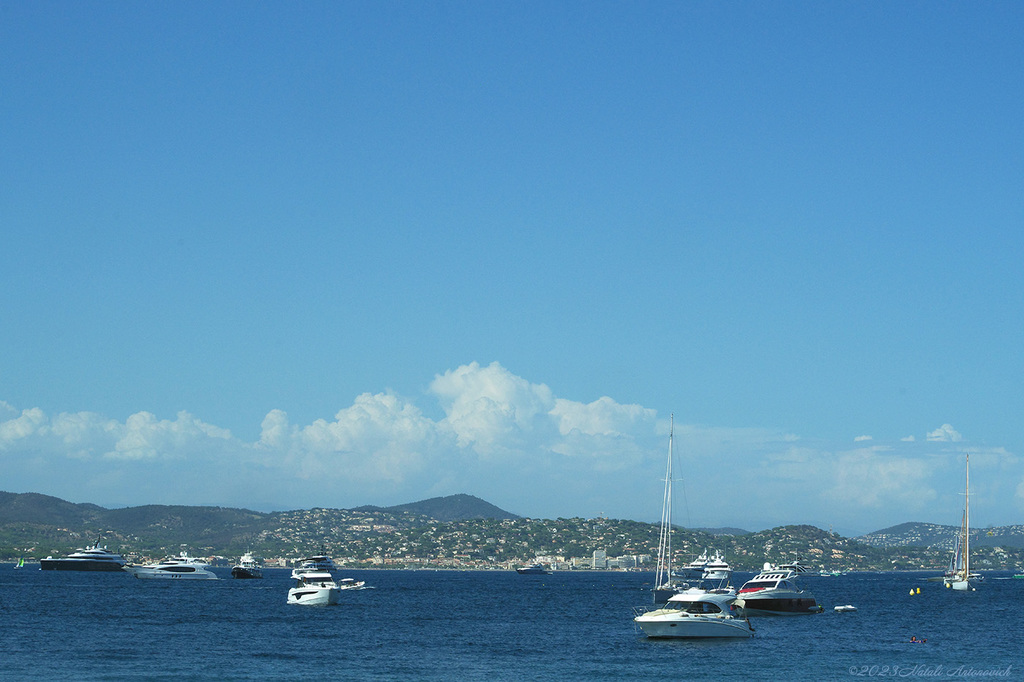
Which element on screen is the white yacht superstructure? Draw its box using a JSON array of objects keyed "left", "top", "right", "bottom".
[{"left": 123, "top": 553, "right": 217, "bottom": 580}]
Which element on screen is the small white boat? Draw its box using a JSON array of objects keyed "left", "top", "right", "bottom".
[
  {"left": 123, "top": 553, "right": 217, "bottom": 580},
  {"left": 516, "top": 563, "right": 550, "bottom": 575},
  {"left": 635, "top": 588, "right": 754, "bottom": 638},
  {"left": 833, "top": 604, "right": 857, "bottom": 613},
  {"left": 338, "top": 577, "right": 370, "bottom": 590},
  {"left": 287, "top": 570, "right": 341, "bottom": 606}
]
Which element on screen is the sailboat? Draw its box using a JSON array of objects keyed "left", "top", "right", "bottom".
[
  {"left": 944, "top": 454, "right": 975, "bottom": 591},
  {"left": 653, "top": 415, "right": 682, "bottom": 603},
  {"left": 15, "top": 557, "right": 25, "bottom": 569}
]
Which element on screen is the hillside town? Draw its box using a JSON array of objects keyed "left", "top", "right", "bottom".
[{"left": 5, "top": 495, "right": 1024, "bottom": 572}]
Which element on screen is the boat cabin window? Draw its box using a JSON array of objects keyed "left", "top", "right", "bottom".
[
  {"left": 684, "top": 601, "right": 723, "bottom": 614},
  {"left": 741, "top": 580, "right": 777, "bottom": 590}
]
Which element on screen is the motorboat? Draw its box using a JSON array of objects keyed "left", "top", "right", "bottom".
[
  {"left": 834, "top": 604, "right": 857, "bottom": 613},
  {"left": 40, "top": 540, "right": 127, "bottom": 572},
  {"left": 776, "top": 557, "right": 817, "bottom": 576},
  {"left": 287, "top": 570, "right": 341, "bottom": 606},
  {"left": 634, "top": 588, "right": 754, "bottom": 638},
  {"left": 516, "top": 563, "right": 550, "bottom": 575},
  {"left": 291, "top": 549, "right": 338, "bottom": 579},
  {"left": 338, "top": 577, "right": 370, "bottom": 590},
  {"left": 123, "top": 553, "right": 218, "bottom": 580},
  {"left": 231, "top": 551, "right": 263, "bottom": 579},
  {"left": 733, "top": 564, "right": 822, "bottom": 616},
  {"left": 701, "top": 551, "right": 732, "bottom": 582}
]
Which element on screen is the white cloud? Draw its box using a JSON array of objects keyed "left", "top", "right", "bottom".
[
  {"left": 1, "top": 364, "right": 1017, "bottom": 530},
  {"left": 430, "top": 361, "right": 556, "bottom": 457},
  {"left": 287, "top": 391, "right": 440, "bottom": 483},
  {"left": 826, "top": 447, "right": 937, "bottom": 509},
  {"left": 901, "top": 435, "right": 916, "bottom": 442},
  {"left": 550, "top": 396, "right": 654, "bottom": 437},
  {"left": 106, "top": 411, "right": 232, "bottom": 461},
  {"left": 927, "top": 423, "right": 962, "bottom": 442},
  {"left": 0, "top": 406, "right": 47, "bottom": 443}
]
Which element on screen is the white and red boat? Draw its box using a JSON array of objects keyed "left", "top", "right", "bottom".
[{"left": 733, "top": 564, "right": 822, "bottom": 616}]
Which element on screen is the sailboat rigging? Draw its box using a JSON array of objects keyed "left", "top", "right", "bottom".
[
  {"left": 944, "top": 454, "right": 975, "bottom": 591},
  {"left": 653, "top": 415, "right": 680, "bottom": 603}
]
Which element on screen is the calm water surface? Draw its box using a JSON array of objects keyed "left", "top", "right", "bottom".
[{"left": 1, "top": 565, "right": 1020, "bottom": 680}]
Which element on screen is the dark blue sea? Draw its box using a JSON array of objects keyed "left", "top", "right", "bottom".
[{"left": 1, "top": 565, "right": 1020, "bottom": 680}]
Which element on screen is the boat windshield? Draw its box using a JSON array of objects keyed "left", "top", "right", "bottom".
[
  {"left": 666, "top": 601, "right": 724, "bottom": 614},
  {"left": 740, "top": 580, "right": 778, "bottom": 591}
]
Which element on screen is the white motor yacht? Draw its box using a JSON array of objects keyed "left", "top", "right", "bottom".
[
  {"left": 734, "top": 564, "right": 821, "bottom": 616},
  {"left": 123, "top": 553, "right": 218, "bottom": 580},
  {"left": 701, "top": 551, "right": 732, "bottom": 582},
  {"left": 291, "top": 550, "right": 338, "bottom": 579},
  {"left": 776, "top": 557, "right": 817, "bottom": 576},
  {"left": 677, "top": 550, "right": 710, "bottom": 581},
  {"left": 634, "top": 588, "right": 754, "bottom": 638},
  {"left": 287, "top": 570, "right": 341, "bottom": 606}
]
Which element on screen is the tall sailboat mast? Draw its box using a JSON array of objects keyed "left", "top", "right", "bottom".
[
  {"left": 964, "top": 454, "right": 970, "bottom": 584},
  {"left": 655, "top": 415, "right": 674, "bottom": 595}
]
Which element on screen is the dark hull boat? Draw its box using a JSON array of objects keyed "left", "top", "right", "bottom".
[
  {"left": 734, "top": 564, "right": 822, "bottom": 616},
  {"left": 40, "top": 542, "right": 126, "bottom": 572},
  {"left": 231, "top": 565, "right": 263, "bottom": 579},
  {"left": 231, "top": 552, "right": 264, "bottom": 579}
]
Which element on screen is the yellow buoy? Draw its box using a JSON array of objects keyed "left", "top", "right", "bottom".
[
  {"left": 909, "top": 588, "right": 914, "bottom": 595},
  {"left": 916, "top": 587, "right": 921, "bottom": 594}
]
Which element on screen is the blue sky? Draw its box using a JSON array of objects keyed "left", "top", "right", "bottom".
[{"left": 2, "top": 2, "right": 1021, "bottom": 535}]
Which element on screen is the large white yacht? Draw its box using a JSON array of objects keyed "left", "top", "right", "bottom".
[
  {"left": 40, "top": 541, "right": 127, "bottom": 572},
  {"left": 733, "top": 564, "right": 821, "bottom": 616},
  {"left": 701, "top": 551, "right": 732, "bottom": 582},
  {"left": 291, "top": 549, "right": 338, "bottom": 579},
  {"left": 676, "top": 550, "right": 710, "bottom": 581},
  {"left": 634, "top": 588, "right": 754, "bottom": 638},
  {"left": 123, "top": 553, "right": 218, "bottom": 580}
]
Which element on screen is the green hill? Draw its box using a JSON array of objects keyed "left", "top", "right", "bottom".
[{"left": 352, "top": 493, "right": 519, "bottom": 522}]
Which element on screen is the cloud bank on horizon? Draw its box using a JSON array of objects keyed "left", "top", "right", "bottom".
[{"left": 1, "top": 361, "right": 1019, "bottom": 534}]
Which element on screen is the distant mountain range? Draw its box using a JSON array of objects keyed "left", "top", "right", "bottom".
[
  {"left": 856, "top": 521, "right": 1024, "bottom": 550},
  {"left": 0, "top": 491, "right": 514, "bottom": 532},
  {"left": 3, "top": 491, "right": 1023, "bottom": 566},
  {"left": 692, "top": 526, "right": 751, "bottom": 536}
]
